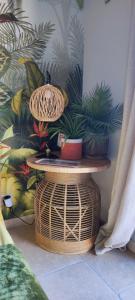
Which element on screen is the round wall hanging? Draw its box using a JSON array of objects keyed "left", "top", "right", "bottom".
[{"left": 29, "top": 83, "right": 65, "bottom": 122}]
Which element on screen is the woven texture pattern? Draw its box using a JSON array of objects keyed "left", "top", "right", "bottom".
[
  {"left": 34, "top": 176, "right": 100, "bottom": 253},
  {"left": 29, "top": 84, "right": 65, "bottom": 122}
]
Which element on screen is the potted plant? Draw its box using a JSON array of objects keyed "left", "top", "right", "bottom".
[
  {"left": 72, "top": 83, "right": 123, "bottom": 158},
  {"left": 49, "top": 112, "right": 85, "bottom": 160}
]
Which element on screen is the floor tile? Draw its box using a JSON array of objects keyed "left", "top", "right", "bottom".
[
  {"left": 81, "top": 249, "right": 135, "bottom": 293},
  {"left": 9, "top": 225, "right": 82, "bottom": 276},
  {"left": 37, "top": 262, "right": 119, "bottom": 300},
  {"left": 120, "top": 285, "right": 135, "bottom": 300}
]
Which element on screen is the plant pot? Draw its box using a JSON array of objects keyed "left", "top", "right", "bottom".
[
  {"left": 61, "top": 139, "right": 82, "bottom": 160},
  {"left": 83, "top": 137, "right": 109, "bottom": 159}
]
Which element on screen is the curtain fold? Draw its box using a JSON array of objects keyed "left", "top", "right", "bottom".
[{"left": 95, "top": 0, "right": 135, "bottom": 255}]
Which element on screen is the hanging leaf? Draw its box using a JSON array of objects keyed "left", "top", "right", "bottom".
[
  {"left": 76, "top": 0, "right": 84, "bottom": 9},
  {"left": 27, "top": 175, "right": 37, "bottom": 189},
  {"left": 24, "top": 61, "right": 45, "bottom": 95},
  {"left": 0, "top": 46, "right": 11, "bottom": 78},
  {"left": 11, "top": 89, "right": 24, "bottom": 115}
]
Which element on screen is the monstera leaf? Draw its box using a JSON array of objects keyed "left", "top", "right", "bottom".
[
  {"left": 0, "top": 83, "right": 13, "bottom": 106},
  {"left": 0, "top": 46, "right": 11, "bottom": 78}
]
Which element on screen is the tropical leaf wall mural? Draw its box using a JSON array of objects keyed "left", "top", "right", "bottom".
[{"left": 0, "top": 0, "right": 84, "bottom": 219}]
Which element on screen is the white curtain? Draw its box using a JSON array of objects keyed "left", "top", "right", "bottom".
[{"left": 95, "top": 0, "right": 135, "bottom": 255}]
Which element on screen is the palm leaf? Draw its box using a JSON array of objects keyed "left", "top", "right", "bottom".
[
  {"left": 85, "top": 83, "right": 113, "bottom": 119},
  {"left": 0, "top": 107, "right": 15, "bottom": 136},
  {"left": 2, "top": 22, "right": 55, "bottom": 89},
  {"left": 69, "top": 16, "right": 84, "bottom": 68},
  {"left": 49, "top": 112, "right": 85, "bottom": 139},
  {"left": 10, "top": 22, "right": 55, "bottom": 64},
  {"left": 0, "top": 46, "right": 11, "bottom": 78},
  {"left": 72, "top": 83, "right": 123, "bottom": 136},
  {"left": 0, "top": 1, "right": 34, "bottom": 43},
  {"left": 40, "top": 61, "right": 67, "bottom": 87},
  {"left": 76, "top": 0, "right": 84, "bottom": 9},
  {"left": 2, "top": 22, "right": 55, "bottom": 90},
  {"left": 66, "top": 65, "right": 83, "bottom": 104},
  {"left": 0, "top": 82, "right": 13, "bottom": 106},
  {"left": 53, "top": 40, "right": 70, "bottom": 70}
]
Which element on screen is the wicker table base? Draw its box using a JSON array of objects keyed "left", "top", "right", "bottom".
[{"left": 34, "top": 172, "right": 101, "bottom": 254}]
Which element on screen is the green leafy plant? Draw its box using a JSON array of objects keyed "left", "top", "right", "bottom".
[
  {"left": 49, "top": 112, "right": 85, "bottom": 140},
  {"left": 76, "top": 0, "right": 84, "bottom": 9},
  {"left": 72, "top": 83, "right": 123, "bottom": 154}
]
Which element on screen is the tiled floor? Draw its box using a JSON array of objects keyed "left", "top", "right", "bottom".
[{"left": 9, "top": 224, "right": 135, "bottom": 300}]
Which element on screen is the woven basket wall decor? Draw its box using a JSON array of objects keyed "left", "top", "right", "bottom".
[{"left": 29, "top": 84, "right": 65, "bottom": 122}]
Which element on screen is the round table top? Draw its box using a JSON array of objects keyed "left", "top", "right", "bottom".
[{"left": 27, "top": 156, "right": 110, "bottom": 174}]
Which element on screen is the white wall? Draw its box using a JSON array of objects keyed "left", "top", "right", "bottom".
[{"left": 83, "top": 0, "right": 132, "bottom": 221}]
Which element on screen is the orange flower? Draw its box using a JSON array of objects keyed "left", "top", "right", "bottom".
[{"left": 31, "top": 121, "right": 49, "bottom": 138}]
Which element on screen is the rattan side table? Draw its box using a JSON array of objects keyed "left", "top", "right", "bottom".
[{"left": 27, "top": 157, "right": 110, "bottom": 254}]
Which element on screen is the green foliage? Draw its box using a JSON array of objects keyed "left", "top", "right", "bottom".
[
  {"left": 72, "top": 83, "right": 123, "bottom": 141},
  {"left": 76, "top": 0, "right": 84, "bottom": 9},
  {"left": 0, "top": 1, "right": 34, "bottom": 44},
  {"left": 0, "top": 1, "right": 55, "bottom": 90},
  {"left": 0, "top": 82, "right": 13, "bottom": 106},
  {"left": 69, "top": 16, "right": 84, "bottom": 68},
  {"left": 49, "top": 112, "right": 85, "bottom": 140},
  {"left": 66, "top": 65, "right": 83, "bottom": 104}
]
